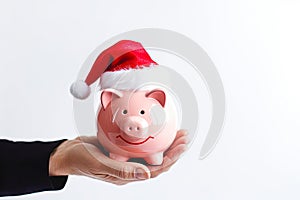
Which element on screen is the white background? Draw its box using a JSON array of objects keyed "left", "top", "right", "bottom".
[{"left": 0, "top": 0, "right": 299, "bottom": 199}]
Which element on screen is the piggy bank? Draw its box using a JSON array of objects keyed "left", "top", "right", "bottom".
[
  {"left": 97, "top": 88, "right": 179, "bottom": 165},
  {"left": 70, "top": 40, "right": 181, "bottom": 165}
]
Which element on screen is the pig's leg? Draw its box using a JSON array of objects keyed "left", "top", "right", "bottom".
[
  {"left": 144, "top": 152, "right": 164, "bottom": 165},
  {"left": 110, "top": 153, "right": 129, "bottom": 162}
]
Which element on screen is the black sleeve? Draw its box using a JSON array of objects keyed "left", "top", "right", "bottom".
[{"left": 0, "top": 139, "right": 68, "bottom": 197}]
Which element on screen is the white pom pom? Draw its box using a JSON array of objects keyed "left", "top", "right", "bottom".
[{"left": 70, "top": 80, "right": 91, "bottom": 99}]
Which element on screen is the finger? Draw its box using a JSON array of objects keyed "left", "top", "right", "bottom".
[
  {"left": 175, "top": 129, "right": 188, "bottom": 140},
  {"left": 102, "top": 158, "right": 151, "bottom": 181},
  {"left": 102, "top": 175, "right": 147, "bottom": 186},
  {"left": 167, "top": 135, "right": 189, "bottom": 151},
  {"left": 165, "top": 143, "right": 187, "bottom": 159},
  {"left": 167, "top": 130, "right": 188, "bottom": 151},
  {"left": 176, "top": 129, "right": 188, "bottom": 138},
  {"left": 149, "top": 144, "right": 186, "bottom": 178},
  {"left": 101, "top": 175, "right": 131, "bottom": 186}
]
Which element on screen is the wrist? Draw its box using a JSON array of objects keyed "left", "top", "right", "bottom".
[{"left": 49, "top": 140, "right": 69, "bottom": 176}]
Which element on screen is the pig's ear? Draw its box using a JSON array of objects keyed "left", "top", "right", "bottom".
[
  {"left": 146, "top": 89, "right": 166, "bottom": 107},
  {"left": 101, "top": 89, "right": 123, "bottom": 110}
]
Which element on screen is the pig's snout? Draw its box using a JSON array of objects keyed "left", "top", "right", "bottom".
[{"left": 120, "top": 116, "right": 149, "bottom": 139}]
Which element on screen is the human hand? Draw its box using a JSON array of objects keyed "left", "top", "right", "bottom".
[
  {"left": 49, "top": 130, "right": 188, "bottom": 185},
  {"left": 148, "top": 129, "right": 188, "bottom": 178}
]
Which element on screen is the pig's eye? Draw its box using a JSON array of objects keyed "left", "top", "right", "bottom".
[
  {"left": 140, "top": 110, "right": 145, "bottom": 115},
  {"left": 122, "top": 109, "right": 128, "bottom": 115}
]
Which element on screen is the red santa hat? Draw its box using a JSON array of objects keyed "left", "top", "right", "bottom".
[{"left": 70, "top": 40, "right": 158, "bottom": 99}]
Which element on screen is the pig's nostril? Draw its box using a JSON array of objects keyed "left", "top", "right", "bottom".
[
  {"left": 128, "top": 127, "right": 132, "bottom": 131},
  {"left": 136, "top": 127, "right": 140, "bottom": 131}
]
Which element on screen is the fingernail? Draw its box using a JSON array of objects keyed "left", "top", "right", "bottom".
[{"left": 135, "top": 168, "right": 149, "bottom": 180}]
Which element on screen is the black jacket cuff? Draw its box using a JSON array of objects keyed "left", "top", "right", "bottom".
[{"left": 0, "top": 139, "right": 68, "bottom": 197}]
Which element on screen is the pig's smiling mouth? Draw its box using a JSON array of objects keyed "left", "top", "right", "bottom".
[{"left": 116, "top": 135, "right": 154, "bottom": 145}]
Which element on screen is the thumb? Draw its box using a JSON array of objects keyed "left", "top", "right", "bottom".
[{"left": 104, "top": 159, "right": 150, "bottom": 180}]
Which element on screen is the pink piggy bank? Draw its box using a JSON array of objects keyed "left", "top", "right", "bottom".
[{"left": 97, "top": 88, "right": 179, "bottom": 165}]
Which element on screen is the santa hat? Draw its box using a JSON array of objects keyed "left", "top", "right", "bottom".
[{"left": 70, "top": 40, "right": 158, "bottom": 99}]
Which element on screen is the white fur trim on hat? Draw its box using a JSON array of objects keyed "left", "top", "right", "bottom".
[
  {"left": 100, "top": 65, "right": 170, "bottom": 90},
  {"left": 70, "top": 80, "right": 91, "bottom": 99}
]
